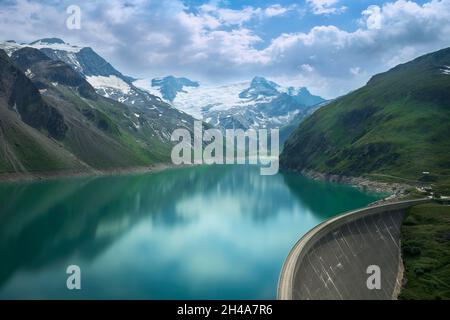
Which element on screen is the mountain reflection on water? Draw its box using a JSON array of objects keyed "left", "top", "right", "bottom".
[{"left": 0, "top": 165, "right": 382, "bottom": 299}]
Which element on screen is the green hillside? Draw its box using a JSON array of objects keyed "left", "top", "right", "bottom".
[
  {"left": 281, "top": 47, "right": 450, "bottom": 187},
  {"left": 0, "top": 50, "right": 88, "bottom": 173},
  {"left": 0, "top": 48, "right": 175, "bottom": 175},
  {"left": 400, "top": 203, "right": 450, "bottom": 300}
]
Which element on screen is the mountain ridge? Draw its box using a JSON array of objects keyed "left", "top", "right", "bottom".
[
  {"left": 0, "top": 38, "right": 199, "bottom": 145},
  {"left": 0, "top": 40, "right": 203, "bottom": 176},
  {"left": 151, "top": 76, "right": 199, "bottom": 102},
  {"left": 281, "top": 46, "right": 450, "bottom": 185},
  {"left": 0, "top": 48, "right": 88, "bottom": 173},
  {"left": 135, "top": 75, "right": 326, "bottom": 134}
]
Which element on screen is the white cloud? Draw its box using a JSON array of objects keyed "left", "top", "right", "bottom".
[
  {"left": 175, "top": 10, "right": 269, "bottom": 66},
  {"left": 257, "top": 0, "right": 450, "bottom": 97},
  {"left": 198, "top": 3, "right": 293, "bottom": 24},
  {"left": 300, "top": 64, "right": 314, "bottom": 73},
  {"left": 307, "top": 0, "right": 347, "bottom": 15},
  {"left": 199, "top": 4, "right": 261, "bottom": 26},
  {"left": 350, "top": 67, "right": 361, "bottom": 75},
  {"left": 362, "top": 5, "right": 383, "bottom": 29},
  {"left": 264, "top": 4, "right": 289, "bottom": 17},
  {"left": 1, "top": 0, "right": 450, "bottom": 98}
]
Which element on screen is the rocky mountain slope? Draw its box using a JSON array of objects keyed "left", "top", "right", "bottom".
[
  {"left": 151, "top": 76, "right": 199, "bottom": 102},
  {"left": 0, "top": 43, "right": 199, "bottom": 175},
  {"left": 1, "top": 39, "right": 196, "bottom": 146},
  {"left": 0, "top": 49, "right": 86, "bottom": 173}
]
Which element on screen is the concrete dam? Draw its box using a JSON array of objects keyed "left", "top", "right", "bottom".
[{"left": 278, "top": 198, "right": 431, "bottom": 300}]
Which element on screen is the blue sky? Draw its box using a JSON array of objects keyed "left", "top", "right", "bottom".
[{"left": 0, "top": 0, "right": 449, "bottom": 98}]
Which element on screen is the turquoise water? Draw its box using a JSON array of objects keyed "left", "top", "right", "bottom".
[{"left": 0, "top": 165, "right": 383, "bottom": 299}]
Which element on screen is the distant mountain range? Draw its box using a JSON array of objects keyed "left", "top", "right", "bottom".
[
  {"left": 2, "top": 37, "right": 326, "bottom": 176},
  {"left": 2, "top": 38, "right": 135, "bottom": 83},
  {"left": 0, "top": 38, "right": 199, "bottom": 175},
  {"left": 134, "top": 75, "right": 326, "bottom": 133},
  {"left": 281, "top": 47, "right": 450, "bottom": 185},
  {"left": 1, "top": 39, "right": 195, "bottom": 140},
  {"left": 3, "top": 37, "right": 448, "bottom": 183}
]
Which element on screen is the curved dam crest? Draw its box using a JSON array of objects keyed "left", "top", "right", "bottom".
[{"left": 278, "top": 198, "right": 431, "bottom": 300}]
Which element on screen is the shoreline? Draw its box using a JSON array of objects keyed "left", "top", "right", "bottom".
[
  {"left": 297, "top": 169, "right": 413, "bottom": 199},
  {"left": 0, "top": 163, "right": 192, "bottom": 183},
  {"left": 1, "top": 164, "right": 415, "bottom": 196}
]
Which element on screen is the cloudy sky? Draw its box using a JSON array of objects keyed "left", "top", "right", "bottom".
[{"left": 1, "top": 0, "right": 450, "bottom": 98}]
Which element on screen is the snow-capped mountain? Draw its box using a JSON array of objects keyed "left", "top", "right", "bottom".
[
  {"left": 0, "top": 38, "right": 325, "bottom": 138},
  {"left": 0, "top": 38, "right": 197, "bottom": 143},
  {"left": 151, "top": 76, "right": 199, "bottom": 102},
  {"left": 2, "top": 38, "right": 134, "bottom": 81},
  {"left": 134, "top": 76, "right": 326, "bottom": 130},
  {"left": 1, "top": 39, "right": 157, "bottom": 106}
]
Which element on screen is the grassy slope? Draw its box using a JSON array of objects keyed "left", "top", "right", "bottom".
[
  {"left": 400, "top": 203, "right": 450, "bottom": 300},
  {"left": 281, "top": 47, "right": 450, "bottom": 187},
  {"left": 0, "top": 50, "right": 86, "bottom": 174},
  {"left": 279, "top": 112, "right": 309, "bottom": 147},
  {"left": 49, "top": 85, "right": 169, "bottom": 168},
  {"left": 0, "top": 48, "right": 174, "bottom": 174},
  {"left": 0, "top": 108, "right": 86, "bottom": 174}
]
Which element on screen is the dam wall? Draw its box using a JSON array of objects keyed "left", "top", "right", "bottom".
[{"left": 277, "top": 198, "right": 431, "bottom": 300}]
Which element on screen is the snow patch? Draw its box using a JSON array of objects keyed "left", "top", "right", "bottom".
[
  {"left": 25, "top": 69, "right": 34, "bottom": 79},
  {"left": 87, "top": 75, "right": 131, "bottom": 94},
  {"left": 173, "top": 82, "right": 253, "bottom": 119},
  {"left": 133, "top": 79, "right": 163, "bottom": 99},
  {"left": 0, "top": 41, "right": 22, "bottom": 56},
  {"left": 134, "top": 79, "right": 286, "bottom": 121},
  {"left": 441, "top": 65, "right": 450, "bottom": 75},
  {"left": 0, "top": 40, "right": 82, "bottom": 55},
  {"left": 29, "top": 41, "right": 82, "bottom": 53},
  {"left": 66, "top": 52, "right": 82, "bottom": 71}
]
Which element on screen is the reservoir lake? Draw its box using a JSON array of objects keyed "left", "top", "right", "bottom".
[{"left": 0, "top": 165, "right": 383, "bottom": 299}]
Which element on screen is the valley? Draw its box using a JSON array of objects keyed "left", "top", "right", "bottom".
[
  {"left": 1, "top": 0, "right": 450, "bottom": 303},
  {"left": 0, "top": 39, "right": 200, "bottom": 177},
  {"left": 1, "top": 37, "right": 449, "bottom": 195},
  {"left": 0, "top": 37, "right": 449, "bottom": 301}
]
